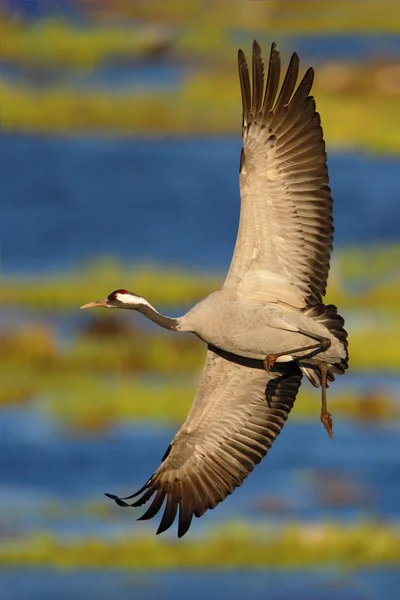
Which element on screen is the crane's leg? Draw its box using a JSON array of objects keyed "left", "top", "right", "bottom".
[
  {"left": 297, "top": 357, "right": 333, "bottom": 440},
  {"left": 263, "top": 329, "right": 331, "bottom": 371},
  {"left": 319, "top": 362, "right": 333, "bottom": 439},
  {"left": 264, "top": 330, "right": 333, "bottom": 439}
]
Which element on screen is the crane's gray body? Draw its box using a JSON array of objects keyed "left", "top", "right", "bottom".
[
  {"left": 181, "top": 290, "right": 346, "bottom": 364},
  {"left": 89, "top": 41, "right": 349, "bottom": 537}
]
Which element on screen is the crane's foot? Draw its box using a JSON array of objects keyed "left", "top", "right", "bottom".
[
  {"left": 321, "top": 406, "right": 334, "bottom": 440},
  {"left": 263, "top": 354, "right": 278, "bottom": 371}
]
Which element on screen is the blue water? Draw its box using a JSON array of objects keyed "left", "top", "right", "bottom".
[
  {"left": 234, "top": 33, "right": 400, "bottom": 62},
  {"left": 1, "top": 569, "right": 400, "bottom": 600},
  {"left": 1, "top": 134, "right": 399, "bottom": 274},
  {"left": 1, "top": 414, "right": 399, "bottom": 534},
  {"left": 0, "top": 133, "right": 399, "bottom": 598},
  {"left": 0, "top": 62, "right": 188, "bottom": 90},
  {"left": 0, "top": 410, "right": 399, "bottom": 598}
]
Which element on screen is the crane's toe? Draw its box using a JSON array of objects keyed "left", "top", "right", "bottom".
[{"left": 263, "top": 354, "right": 278, "bottom": 371}]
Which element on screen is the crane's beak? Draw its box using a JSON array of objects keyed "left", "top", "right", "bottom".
[{"left": 80, "top": 298, "right": 109, "bottom": 309}]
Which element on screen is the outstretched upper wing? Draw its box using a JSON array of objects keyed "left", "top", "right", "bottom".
[
  {"left": 224, "top": 41, "right": 333, "bottom": 309},
  {"left": 106, "top": 348, "right": 303, "bottom": 537}
]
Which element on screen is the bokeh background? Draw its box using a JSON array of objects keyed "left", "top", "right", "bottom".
[{"left": 1, "top": 1, "right": 400, "bottom": 599}]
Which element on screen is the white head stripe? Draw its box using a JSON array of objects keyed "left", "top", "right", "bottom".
[{"left": 115, "top": 293, "right": 149, "bottom": 306}]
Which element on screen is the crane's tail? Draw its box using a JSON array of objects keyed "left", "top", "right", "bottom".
[{"left": 300, "top": 303, "right": 349, "bottom": 388}]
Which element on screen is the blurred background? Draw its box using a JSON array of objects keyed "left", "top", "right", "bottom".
[{"left": 1, "top": 1, "right": 400, "bottom": 599}]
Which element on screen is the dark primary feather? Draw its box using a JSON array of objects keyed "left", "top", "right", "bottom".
[
  {"left": 262, "top": 42, "right": 280, "bottom": 116},
  {"left": 106, "top": 349, "right": 303, "bottom": 537},
  {"left": 238, "top": 49, "right": 250, "bottom": 130},
  {"left": 251, "top": 40, "right": 264, "bottom": 116}
]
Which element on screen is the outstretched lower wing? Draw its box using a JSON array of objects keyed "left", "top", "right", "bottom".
[
  {"left": 106, "top": 348, "right": 303, "bottom": 537},
  {"left": 224, "top": 41, "right": 333, "bottom": 308}
]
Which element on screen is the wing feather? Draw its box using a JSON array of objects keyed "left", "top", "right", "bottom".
[
  {"left": 274, "top": 51, "right": 299, "bottom": 111},
  {"left": 106, "top": 348, "right": 302, "bottom": 537},
  {"left": 262, "top": 42, "right": 280, "bottom": 116},
  {"left": 225, "top": 42, "right": 333, "bottom": 308},
  {"left": 252, "top": 40, "right": 264, "bottom": 116}
]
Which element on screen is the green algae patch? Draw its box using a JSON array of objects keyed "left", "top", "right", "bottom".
[{"left": 1, "top": 521, "right": 399, "bottom": 570}]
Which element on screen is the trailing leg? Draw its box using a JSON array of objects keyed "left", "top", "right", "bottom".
[
  {"left": 299, "top": 358, "right": 334, "bottom": 440},
  {"left": 319, "top": 362, "right": 333, "bottom": 439}
]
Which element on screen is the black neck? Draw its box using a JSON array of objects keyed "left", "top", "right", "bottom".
[{"left": 136, "top": 304, "right": 180, "bottom": 331}]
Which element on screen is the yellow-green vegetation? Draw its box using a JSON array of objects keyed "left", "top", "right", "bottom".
[
  {"left": 132, "top": 0, "right": 400, "bottom": 34},
  {"left": 1, "top": 1, "right": 400, "bottom": 148},
  {"left": 1, "top": 246, "right": 400, "bottom": 310},
  {"left": 2, "top": 318, "right": 400, "bottom": 376},
  {"left": 1, "top": 321, "right": 399, "bottom": 430},
  {"left": 0, "top": 260, "right": 221, "bottom": 310},
  {"left": 1, "top": 0, "right": 399, "bottom": 70},
  {"left": 1, "top": 75, "right": 399, "bottom": 152},
  {"left": 1, "top": 360, "right": 398, "bottom": 430},
  {"left": 0, "top": 19, "right": 161, "bottom": 68},
  {"left": 38, "top": 377, "right": 400, "bottom": 431},
  {"left": 1, "top": 248, "right": 399, "bottom": 429},
  {"left": 1, "top": 521, "right": 399, "bottom": 569}
]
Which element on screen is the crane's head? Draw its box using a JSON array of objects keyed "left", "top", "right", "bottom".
[{"left": 80, "top": 289, "right": 147, "bottom": 310}]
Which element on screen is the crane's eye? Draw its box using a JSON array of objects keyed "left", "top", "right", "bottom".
[{"left": 109, "top": 289, "right": 128, "bottom": 300}]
